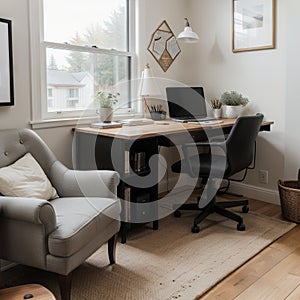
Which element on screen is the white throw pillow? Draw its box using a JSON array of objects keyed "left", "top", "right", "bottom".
[{"left": 0, "top": 153, "right": 58, "bottom": 200}]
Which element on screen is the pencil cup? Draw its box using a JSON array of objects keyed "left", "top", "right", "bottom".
[
  {"left": 213, "top": 108, "right": 222, "bottom": 119},
  {"left": 150, "top": 112, "right": 167, "bottom": 120}
]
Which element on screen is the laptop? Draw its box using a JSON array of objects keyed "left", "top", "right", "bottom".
[{"left": 166, "top": 87, "right": 216, "bottom": 122}]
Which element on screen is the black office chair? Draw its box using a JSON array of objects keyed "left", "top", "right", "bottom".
[{"left": 171, "top": 113, "right": 264, "bottom": 233}]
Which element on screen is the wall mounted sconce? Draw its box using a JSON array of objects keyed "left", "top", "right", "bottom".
[{"left": 177, "top": 18, "right": 199, "bottom": 43}]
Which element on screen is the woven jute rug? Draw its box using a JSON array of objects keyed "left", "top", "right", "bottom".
[{"left": 4, "top": 211, "right": 296, "bottom": 300}]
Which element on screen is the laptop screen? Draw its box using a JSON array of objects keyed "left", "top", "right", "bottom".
[{"left": 166, "top": 87, "right": 206, "bottom": 120}]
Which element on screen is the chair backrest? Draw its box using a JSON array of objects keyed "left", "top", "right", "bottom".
[
  {"left": 225, "top": 113, "right": 264, "bottom": 177},
  {"left": 0, "top": 129, "right": 57, "bottom": 178}
]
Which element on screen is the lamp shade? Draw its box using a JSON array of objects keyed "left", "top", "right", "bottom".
[
  {"left": 177, "top": 18, "right": 199, "bottom": 43},
  {"left": 138, "top": 64, "right": 161, "bottom": 97}
]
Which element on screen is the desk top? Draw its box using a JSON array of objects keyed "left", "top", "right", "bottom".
[{"left": 75, "top": 119, "right": 273, "bottom": 140}]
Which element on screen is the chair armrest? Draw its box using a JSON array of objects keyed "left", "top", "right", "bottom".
[
  {"left": 0, "top": 197, "right": 56, "bottom": 235},
  {"left": 50, "top": 161, "right": 120, "bottom": 198}
]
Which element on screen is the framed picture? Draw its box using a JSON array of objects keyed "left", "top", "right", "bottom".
[
  {"left": 148, "top": 20, "right": 181, "bottom": 72},
  {"left": 0, "top": 18, "right": 14, "bottom": 106},
  {"left": 232, "top": 0, "right": 275, "bottom": 53}
]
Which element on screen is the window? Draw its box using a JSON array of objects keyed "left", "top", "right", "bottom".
[
  {"left": 47, "top": 88, "right": 54, "bottom": 108},
  {"left": 68, "top": 89, "right": 79, "bottom": 100},
  {"left": 66, "top": 88, "right": 79, "bottom": 108},
  {"left": 47, "top": 88, "right": 53, "bottom": 98},
  {"left": 29, "top": 0, "right": 136, "bottom": 123}
]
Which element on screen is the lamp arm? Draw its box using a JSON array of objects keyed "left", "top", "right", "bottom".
[
  {"left": 184, "top": 18, "right": 190, "bottom": 27},
  {"left": 143, "top": 97, "right": 151, "bottom": 113}
]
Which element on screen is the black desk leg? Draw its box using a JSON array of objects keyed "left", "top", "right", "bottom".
[
  {"left": 120, "top": 221, "right": 127, "bottom": 244},
  {"left": 153, "top": 220, "right": 158, "bottom": 230}
]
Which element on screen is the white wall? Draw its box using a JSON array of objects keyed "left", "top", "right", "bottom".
[
  {"left": 137, "top": 0, "right": 189, "bottom": 82},
  {"left": 187, "top": 0, "right": 289, "bottom": 199},
  {"left": 0, "top": 0, "right": 31, "bottom": 129},
  {"left": 284, "top": 0, "right": 300, "bottom": 179}
]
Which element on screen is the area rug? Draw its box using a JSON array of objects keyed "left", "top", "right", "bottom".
[{"left": 6, "top": 211, "right": 296, "bottom": 300}]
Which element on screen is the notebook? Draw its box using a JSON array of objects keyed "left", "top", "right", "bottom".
[
  {"left": 121, "top": 118, "right": 154, "bottom": 126},
  {"left": 166, "top": 87, "right": 216, "bottom": 122},
  {"left": 90, "top": 122, "right": 122, "bottom": 129}
]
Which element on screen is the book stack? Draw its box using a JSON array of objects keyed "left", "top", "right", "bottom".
[
  {"left": 90, "top": 122, "right": 122, "bottom": 129},
  {"left": 121, "top": 118, "right": 154, "bottom": 126}
]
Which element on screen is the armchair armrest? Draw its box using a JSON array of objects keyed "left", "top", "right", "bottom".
[
  {"left": 0, "top": 197, "right": 56, "bottom": 235},
  {"left": 50, "top": 161, "right": 120, "bottom": 198}
]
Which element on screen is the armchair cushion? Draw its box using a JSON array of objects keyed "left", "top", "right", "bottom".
[
  {"left": 0, "top": 153, "right": 58, "bottom": 200},
  {"left": 48, "top": 197, "right": 121, "bottom": 257}
]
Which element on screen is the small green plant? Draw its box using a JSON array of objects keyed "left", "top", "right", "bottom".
[
  {"left": 220, "top": 91, "right": 249, "bottom": 106},
  {"left": 210, "top": 98, "right": 222, "bottom": 109},
  {"left": 95, "top": 91, "right": 120, "bottom": 108}
]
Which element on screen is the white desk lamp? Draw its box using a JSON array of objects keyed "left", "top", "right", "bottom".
[{"left": 138, "top": 63, "right": 161, "bottom": 115}]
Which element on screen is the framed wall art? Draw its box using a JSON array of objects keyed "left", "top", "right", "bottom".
[
  {"left": 0, "top": 18, "right": 14, "bottom": 106},
  {"left": 148, "top": 20, "right": 181, "bottom": 72},
  {"left": 232, "top": 0, "right": 275, "bottom": 53}
]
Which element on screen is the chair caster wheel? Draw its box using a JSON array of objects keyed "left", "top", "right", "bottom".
[
  {"left": 237, "top": 223, "right": 246, "bottom": 231},
  {"left": 242, "top": 205, "right": 249, "bottom": 213},
  {"left": 174, "top": 210, "right": 181, "bottom": 218},
  {"left": 191, "top": 225, "right": 200, "bottom": 233}
]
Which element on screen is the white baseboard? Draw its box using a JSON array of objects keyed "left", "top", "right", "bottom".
[
  {"left": 159, "top": 175, "right": 280, "bottom": 206},
  {"left": 228, "top": 182, "right": 280, "bottom": 205}
]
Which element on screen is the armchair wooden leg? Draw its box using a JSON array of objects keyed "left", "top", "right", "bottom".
[
  {"left": 108, "top": 234, "right": 118, "bottom": 264},
  {"left": 58, "top": 273, "right": 72, "bottom": 300}
]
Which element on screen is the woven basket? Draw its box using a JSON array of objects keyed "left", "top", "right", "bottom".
[{"left": 278, "top": 179, "right": 300, "bottom": 223}]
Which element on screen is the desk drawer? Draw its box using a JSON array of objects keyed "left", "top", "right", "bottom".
[{"left": 130, "top": 192, "right": 157, "bottom": 222}]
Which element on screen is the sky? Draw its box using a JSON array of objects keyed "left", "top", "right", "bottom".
[
  {"left": 44, "top": 0, "right": 124, "bottom": 43},
  {"left": 43, "top": 0, "right": 125, "bottom": 69}
]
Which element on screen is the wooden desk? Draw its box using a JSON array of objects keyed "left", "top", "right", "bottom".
[
  {"left": 75, "top": 118, "right": 251, "bottom": 140},
  {"left": 74, "top": 119, "right": 273, "bottom": 243},
  {"left": 0, "top": 284, "right": 56, "bottom": 300}
]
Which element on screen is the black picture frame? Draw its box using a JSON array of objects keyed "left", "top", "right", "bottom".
[{"left": 0, "top": 18, "right": 14, "bottom": 106}]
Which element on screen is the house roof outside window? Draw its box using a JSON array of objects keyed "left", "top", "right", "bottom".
[{"left": 47, "top": 69, "right": 90, "bottom": 87}]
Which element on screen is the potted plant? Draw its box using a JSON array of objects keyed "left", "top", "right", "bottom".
[
  {"left": 220, "top": 91, "right": 249, "bottom": 118},
  {"left": 210, "top": 98, "right": 222, "bottom": 119},
  {"left": 95, "top": 91, "right": 120, "bottom": 123}
]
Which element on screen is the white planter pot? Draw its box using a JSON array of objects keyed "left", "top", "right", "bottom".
[
  {"left": 222, "top": 105, "right": 243, "bottom": 118},
  {"left": 100, "top": 107, "right": 113, "bottom": 123}
]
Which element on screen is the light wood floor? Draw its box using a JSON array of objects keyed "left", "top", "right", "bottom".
[{"left": 198, "top": 198, "right": 300, "bottom": 300}]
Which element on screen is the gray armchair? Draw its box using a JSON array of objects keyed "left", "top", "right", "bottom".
[{"left": 0, "top": 129, "right": 121, "bottom": 300}]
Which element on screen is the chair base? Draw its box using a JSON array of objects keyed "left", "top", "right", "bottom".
[{"left": 174, "top": 198, "right": 249, "bottom": 233}]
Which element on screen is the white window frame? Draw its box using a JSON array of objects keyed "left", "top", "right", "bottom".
[{"left": 29, "top": 0, "right": 138, "bottom": 128}]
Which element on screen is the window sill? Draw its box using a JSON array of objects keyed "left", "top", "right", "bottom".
[{"left": 30, "top": 113, "right": 143, "bottom": 129}]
